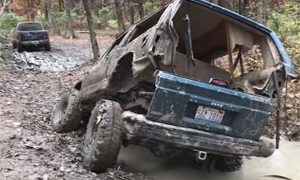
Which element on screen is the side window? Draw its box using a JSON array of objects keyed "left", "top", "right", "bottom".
[
  {"left": 213, "top": 45, "right": 264, "bottom": 78},
  {"left": 127, "top": 8, "right": 165, "bottom": 43},
  {"left": 102, "top": 32, "right": 127, "bottom": 56}
]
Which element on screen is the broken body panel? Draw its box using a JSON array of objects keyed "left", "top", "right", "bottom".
[{"left": 74, "top": 0, "right": 296, "bottom": 158}]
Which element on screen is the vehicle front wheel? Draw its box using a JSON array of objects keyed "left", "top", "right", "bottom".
[
  {"left": 51, "top": 90, "right": 82, "bottom": 133},
  {"left": 45, "top": 43, "right": 51, "bottom": 51},
  {"left": 12, "top": 41, "right": 17, "bottom": 49},
  {"left": 83, "top": 100, "right": 123, "bottom": 173},
  {"left": 17, "top": 43, "right": 24, "bottom": 53}
]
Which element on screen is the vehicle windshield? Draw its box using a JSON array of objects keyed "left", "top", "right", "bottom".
[{"left": 17, "top": 23, "right": 43, "bottom": 31}]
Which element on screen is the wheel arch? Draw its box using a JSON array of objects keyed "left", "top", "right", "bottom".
[{"left": 108, "top": 52, "right": 135, "bottom": 92}]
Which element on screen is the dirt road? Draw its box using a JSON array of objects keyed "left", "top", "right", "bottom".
[
  {"left": 11, "top": 35, "right": 112, "bottom": 72},
  {"left": 0, "top": 36, "right": 147, "bottom": 180}
]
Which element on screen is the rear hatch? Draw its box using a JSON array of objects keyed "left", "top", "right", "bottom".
[
  {"left": 19, "top": 31, "right": 48, "bottom": 41},
  {"left": 147, "top": 71, "right": 272, "bottom": 140}
]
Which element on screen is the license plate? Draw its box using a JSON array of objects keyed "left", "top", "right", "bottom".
[{"left": 195, "top": 105, "right": 225, "bottom": 123}]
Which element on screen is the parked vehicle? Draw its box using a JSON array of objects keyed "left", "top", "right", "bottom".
[
  {"left": 51, "top": 0, "right": 296, "bottom": 173},
  {"left": 12, "top": 22, "right": 50, "bottom": 52}
]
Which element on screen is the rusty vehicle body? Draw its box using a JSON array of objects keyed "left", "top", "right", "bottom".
[{"left": 51, "top": 0, "right": 296, "bottom": 173}]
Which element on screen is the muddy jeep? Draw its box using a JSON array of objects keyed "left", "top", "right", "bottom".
[{"left": 52, "top": 0, "right": 296, "bottom": 173}]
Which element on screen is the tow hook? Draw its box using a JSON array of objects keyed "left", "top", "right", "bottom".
[{"left": 197, "top": 151, "right": 207, "bottom": 161}]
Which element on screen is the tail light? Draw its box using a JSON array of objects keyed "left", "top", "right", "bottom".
[{"left": 209, "top": 78, "right": 229, "bottom": 88}]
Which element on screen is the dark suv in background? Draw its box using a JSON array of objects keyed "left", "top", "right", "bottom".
[{"left": 12, "top": 21, "right": 50, "bottom": 52}]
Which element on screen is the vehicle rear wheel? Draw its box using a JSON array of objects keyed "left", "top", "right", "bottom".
[
  {"left": 214, "top": 155, "right": 243, "bottom": 172},
  {"left": 17, "top": 43, "right": 24, "bottom": 53},
  {"left": 12, "top": 41, "right": 17, "bottom": 49},
  {"left": 45, "top": 43, "right": 51, "bottom": 51},
  {"left": 51, "top": 90, "right": 82, "bottom": 133},
  {"left": 83, "top": 100, "right": 123, "bottom": 173}
]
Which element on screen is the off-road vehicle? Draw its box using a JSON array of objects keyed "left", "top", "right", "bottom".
[
  {"left": 12, "top": 21, "right": 51, "bottom": 52},
  {"left": 52, "top": 0, "right": 296, "bottom": 173}
]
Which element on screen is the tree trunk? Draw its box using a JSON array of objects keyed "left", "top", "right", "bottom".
[
  {"left": 46, "top": 0, "right": 53, "bottom": 33},
  {"left": 27, "top": 0, "right": 35, "bottom": 20},
  {"left": 0, "top": 0, "right": 11, "bottom": 16},
  {"left": 244, "top": 0, "right": 250, "bottom": 8},
  {"left": 59, "top": 0, "right": 64, "bottom": 12},
  {"left": 160, "top": 0, "right": 169, "bottom": 6},
  {"left": 238, "top": 0, "right": 242, "bottom": 13},
  {"left": 128, "top": 0, "right": 135, "bottom": 25},
  {"left": 137, "top": 0, "right": 144, "bottom": 19},
  {"left": 64, "top": 0, "right": 75, "bottom": 39},
  {"left": 113, "top": 0, "right": 126, "bottom": 31},
  {"left": 257, "top": 1, "right": 265, "bottom": 24},
  {"left": 46, "top": 0, "right": 52, "bottom": 21},
  {"left": 217, "top": 0, "right": 233, "bottom": 10},
  {"left": 82, "top": 0, "right": 100, "bottom": 62},
  {"left": 242, "top": 0, "right": 249, "bottom": 14}
]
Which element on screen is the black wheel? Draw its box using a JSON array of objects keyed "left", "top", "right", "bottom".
[
  {"left": 12, "top": 41, "right": 17, "bottom": 49},
  {"left": 45, "top": 43, "right": 51, "bottom": 51},
  {"left": 83, "top": 100, "right": 123, "bottom": 173},
  {"left": 214, "top": 156, "right": 243, "bottom": 172},
  {"left": 17, "top": 43, "right": 24, "bottom": 53},
  {"left": 51, "top": 90, "right": 82, "bottom": 133}
]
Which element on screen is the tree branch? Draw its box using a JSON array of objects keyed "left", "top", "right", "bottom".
[{"left": 0, "top": 0, "right": 12, "bottom": 16}]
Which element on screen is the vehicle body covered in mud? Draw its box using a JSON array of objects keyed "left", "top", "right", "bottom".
[
  {"left": 12, "top": 22, "right": 51, "bottom": 52},
  {"left": 52, "top": 0, "right": 296, "bottom": 173}
]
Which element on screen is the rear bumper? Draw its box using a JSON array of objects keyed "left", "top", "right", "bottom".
[
  {"left": 123, "top": 111, "right": 275, "bottom": 158},
  {"left": 19, "top": 39, "right": 49, "bottom": 46}
]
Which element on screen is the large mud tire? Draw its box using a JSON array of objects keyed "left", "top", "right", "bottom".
[
  {"left": 51, "top": 91, "right": 82, "bottom": 133},
  {"left": 83, "top": 100, "right": 122, "bottom": 173},
  {"left": 45, "top": 43, "right": 51, "bottom": 51},
  {"left": 17, "top": 43, "right": 24, "bottom": 53},
  {"left": 214, "top": 156, "right": 243, "bottom": 172},
  {"left": 12, "top": 41, "right": 17, "bottom": 49}
]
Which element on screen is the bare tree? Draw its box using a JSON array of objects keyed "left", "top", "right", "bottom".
[
  {"left": 0, "top": 0, "right": 11, "bottom": 16},
  {"left": 242, "top": 0, "right": 249, "bottom": 14},
  {"left": 113, "top": 0, "right": 126, "bottom": 31},
  {"left": 82, "top": 0, "right": 100, "bottom": 62},
  {"left": 217, "top": 0, "right": 233, "bottom": 10},
  {"left": 59, "top": 0, "right": 64, "bottom": 12},
  {"left": 128, "top": 0, "right": 135, "bottom": 25},
  {"left": 127, "top": 0, "right": 145, "bottom": 25},
  {"left": 45, "top": 0, "right": 53, "bottom": 33},
  {"left": 159, "top": 0, "right": 169, "bottom": 7},
  {"left": 64, "top": 0, "right": 75, "bottom": 39},
  {"left": 136, "top": 0, "right": 144, "bottom": 19}
]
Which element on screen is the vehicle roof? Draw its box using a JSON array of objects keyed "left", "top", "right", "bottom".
[
  {"left": 189, "top": 0, "right": 297, "bottom": 77},
  {"left": 17, "top": 21, "right": 42, "bottom": 25}
]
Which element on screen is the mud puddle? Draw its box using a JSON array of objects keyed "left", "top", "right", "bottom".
[
  {"left": 11, "top": 35, "right": 112, "bottom": 72},
  {"left": 12, "top": 50, "right": 85, "bottom": 72},
  {"left": 118, "top": 140, "right": 300, "bottom": 180}
]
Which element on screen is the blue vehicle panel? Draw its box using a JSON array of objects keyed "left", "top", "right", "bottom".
[{"left": 148, "top": 71, "right": 272, "bottom": 140}]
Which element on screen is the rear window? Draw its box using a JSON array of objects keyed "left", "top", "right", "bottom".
[{"left": 17, "top": 23, "right": 43, "bottom": 31}]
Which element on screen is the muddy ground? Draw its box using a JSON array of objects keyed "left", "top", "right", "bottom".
[
  {"left": 0, "top": 36, "right": 147, "bottom": 180},
  {"left": 11, "top": 35, "right": 112, "bottom": 72},
  {"left": 0, "top": 35, "right": 300, "bottom": 180}
]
